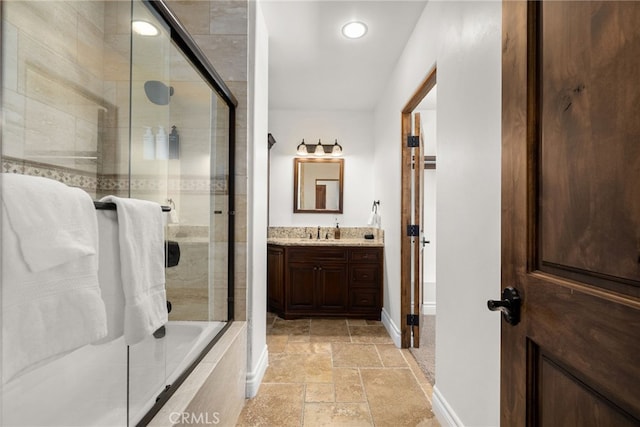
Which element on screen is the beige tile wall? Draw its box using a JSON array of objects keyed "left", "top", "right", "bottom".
[
  {"left": 167, "top": 0, "right": 249, "bottom": 321},
  {"left": 2, "top": 0, "right": 247, "bottom": 320}
]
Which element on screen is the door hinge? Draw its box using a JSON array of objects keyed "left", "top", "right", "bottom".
[
  {"left": 406, "top": 314, "right": 420, "bottom": 326},
  {"left": 407, "top": 135, "right": 420, "bottom": 147},
  {"left": 406, "top": 224, "right": 420, "bottom": 237}
]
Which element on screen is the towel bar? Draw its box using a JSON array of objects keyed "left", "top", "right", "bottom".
[{"left": 93, "top": 201, "right": 171, "bottom": 212}]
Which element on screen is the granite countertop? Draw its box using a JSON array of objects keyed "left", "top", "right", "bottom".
[{"left": 267, "top": 237, "right": 384, "bottom": 247}]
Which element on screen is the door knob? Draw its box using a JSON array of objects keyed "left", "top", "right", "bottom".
[
  {"left": 487, "top": 287, "right": 521, "bottom": 325},
  {"left": 421, "top": 237, "right": 430, "bottom": 247}
]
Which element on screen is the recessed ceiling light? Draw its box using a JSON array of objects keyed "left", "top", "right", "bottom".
[
  {"left": 342, "top": 21, "right": 368, "bottom": 39},
  {"left": 132, "top": 20, "right": 159, "bottom": 36}
]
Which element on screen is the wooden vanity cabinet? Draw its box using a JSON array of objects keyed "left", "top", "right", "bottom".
[
  {"left": 267, "top": 244, "right": 383, "bottom": 319},
  {"left": 267, "top": 245, "right": 285, "bottom": 313}
]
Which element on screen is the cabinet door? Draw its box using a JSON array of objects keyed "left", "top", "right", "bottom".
[
  {"left": 316, "top": 264, "right": 348, "bottom": 312},
  {"left": 287, "top": 263, "right": 315, "bottom": 311},
  {"left": 267, "top": 246, "right": 284, "bottom": 312}
]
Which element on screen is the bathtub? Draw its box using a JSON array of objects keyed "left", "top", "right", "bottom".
[{"left": 2, "top": 321, "right": 226, "bottom": 426}]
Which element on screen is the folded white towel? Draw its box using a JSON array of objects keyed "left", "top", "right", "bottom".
[
  {"left": 1, "top": 174, "right": 97, "bottom": 272},
  {"left": 100, "top": 196, "right": 167, "bottom": 345},
  {"left": 1, "top": 174, "right": 107, "bottom": 382}
]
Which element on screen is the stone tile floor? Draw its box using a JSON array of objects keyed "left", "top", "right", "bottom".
[{"left": 236, "top": 313, "right": 440, "bottom": 426}]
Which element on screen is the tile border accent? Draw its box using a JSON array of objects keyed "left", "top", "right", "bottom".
[
  {"left": 2, "top": 156, "right": 229, "bottom": 196},
  {"left": 2, "top": 156, "right": 98, "bottom": 194}
]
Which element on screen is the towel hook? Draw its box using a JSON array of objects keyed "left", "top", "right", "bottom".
[{"left": 371, "top": 200, "right": 380, "bottom": 213}]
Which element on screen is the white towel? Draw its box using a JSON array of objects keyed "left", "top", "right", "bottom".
[
  {"left": 367, "top": 211, "right": 375, "bottom": 226},
  {"left": 94, "top": 209, "right": 126, "bottom": 343},
  {"left": 100, "top": 196, "right": 167, "bottom": 345},
  {"left": 1, "top": 174, "right": 107, "bottom": 383},
  {"left": 1, "top": 174, "right": 97, "bottom": 272}
]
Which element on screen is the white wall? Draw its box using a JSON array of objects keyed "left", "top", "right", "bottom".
[
  {"left": 269, "top": 110, "right": 375, "bottom": 227},
  {"left": 246, "top": 0, "right": 269, "bottom": 398},
  {"left": 373, "top": 1, "right": 502, "bottom": 426}
]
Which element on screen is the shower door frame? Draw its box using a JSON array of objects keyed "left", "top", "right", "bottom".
[{"left": 136, "top": 1, "right": 238, "bottom": 425}]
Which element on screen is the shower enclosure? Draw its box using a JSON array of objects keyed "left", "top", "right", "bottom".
[{"left": 1, "top": 0, "right": 236, "bottom": 425}]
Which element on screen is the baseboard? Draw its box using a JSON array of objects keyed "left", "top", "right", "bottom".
[
  {"left": 422, "top": 303, "right": 436, "bottom": 315},
  {"left": 245, "top": 344, "right": 268, "bottom": 398},
  {"left": 432, "top": 386, "right": 464, "bottom": 427},
  {"left": 381, "top": 307, "right": 402, "bottom": 348}
]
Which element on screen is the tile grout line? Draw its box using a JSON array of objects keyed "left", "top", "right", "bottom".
[
  {"left": 399, "top": 349, "right": 434, "bottom": 406},
  {"left": 300, "top": 318, "right": 311, "bottom": 427},
  {"left": 357, "top": 367, "right": 375, "bottom": 426}
]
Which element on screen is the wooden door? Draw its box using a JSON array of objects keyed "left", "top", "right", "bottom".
[
  {"left": 400, "top": 68, "right": 436, "bottom": 348},
  {"left": 412, "top": 112, "right": 425, "bottom": 346},
  {"left": 501, "top": 1, "right": 640, "bottom": 425},
  {"left": 315, "top": 184, "right": 326, "bottom": 209}
]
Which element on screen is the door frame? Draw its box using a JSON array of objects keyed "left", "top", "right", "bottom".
[{"left": 400, "top": 67, "right": 437, "bottom": 348}]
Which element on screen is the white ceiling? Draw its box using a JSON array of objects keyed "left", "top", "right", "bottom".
[{"left": 260, "top": 0, "right": 428, "bottom": 111}]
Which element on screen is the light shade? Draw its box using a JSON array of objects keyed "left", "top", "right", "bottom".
[
  {"left": 331, "top": 139, "right": 343, "bottom": 156},
  {"left": 342, "top": 21, "right": 367, "bottom": 39},
  {"left": 296, "top": 139, "right": 308, "bottom": 155},
  {"left": 132, "top": 20, "right": 159, "bottom": 36},
  {"left": 314, "top": 139, "right": 324, "bottom": 156}
]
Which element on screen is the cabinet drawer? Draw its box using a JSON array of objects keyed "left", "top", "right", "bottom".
[
  {"left": 287, "top": 247, "right": 348, "bottom": 263},
  {"left": 350, "top": 265, "right": 379, "bottom": 287},
  {"left": 349, "top": 289, "right": 379, "bottom": 310},
  {"left": 349, "top": 248, "right": 381, "bottom": 263}
]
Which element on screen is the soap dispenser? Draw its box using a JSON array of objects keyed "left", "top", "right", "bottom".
[
  {"left": 334, "top": 222, "right": 341, "bottom": 240},
  {"left": 155, "top": 125, "right": 168, "bottom": 160},
  {"left": 143, "top": 127, "right": 155, "bottom": 159}
]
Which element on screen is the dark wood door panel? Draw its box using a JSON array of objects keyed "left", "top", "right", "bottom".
[
  {"left": 501, "top": 1, "right": 640, "bottom": 424},
  {"left": 527, "top": 277, "right": 640, "bottom": 419},
  {"left": 267, "top": 246, "right": 284, "bottom": 312},
  {"left": 316, "top": 265, "right": 348, "bottom": 310},
  {"left": 539, "top": 1, "right": 640, "bottom": 292},
  {"left": 532, "top": 345, "right": 638, "bottom": 426},
  {"left": 288, "top": 264, "right": 315, "bottom": 310}
]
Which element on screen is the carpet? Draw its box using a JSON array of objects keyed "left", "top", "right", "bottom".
[{"left": 409, "top": 314, "right": 436, "bottom": 385}]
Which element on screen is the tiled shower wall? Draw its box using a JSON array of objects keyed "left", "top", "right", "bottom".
[
  {"left": 2, "top": 0, "right": 249, "bottom": 320},
  {"left": 2, "top": 1, "right": 130, "bottom": 198},
  {"left": 167, "top": 0, "right": 249, "bottom": 321}
]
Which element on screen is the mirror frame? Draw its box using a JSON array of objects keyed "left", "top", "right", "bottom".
[{"left": 293, "top": 157, "right": 344, "bottom": 213}]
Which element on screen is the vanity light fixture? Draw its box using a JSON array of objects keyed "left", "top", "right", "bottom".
[
  {"left": 296, "top": 139, "right": 308, "bottom": 155},
  {"left": 132, "top": 20, "right": 159, "bottom": 36},
  {"left": 342, "top": 21, "right": 368, "bottom": 39},
  {"left": 296, "top": 139, "right": 343, "bottom": 156},
  {"left": 331, "top": 139, "right": 343, "bottom": 156}
]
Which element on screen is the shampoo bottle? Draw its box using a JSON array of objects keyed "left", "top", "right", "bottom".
[
  {"left": 155, "top": 126, "right": 168, "bottom": 159},
  {"left": 143, "top": 127, "right": 155, "bottom": 159},
  {"left": 169, "top": 125, "right": 180, "bottom": 159}
]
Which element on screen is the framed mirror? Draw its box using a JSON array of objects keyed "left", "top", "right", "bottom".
[{"left": 294, "top": 158, "right": 344, "bottom": 213}]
